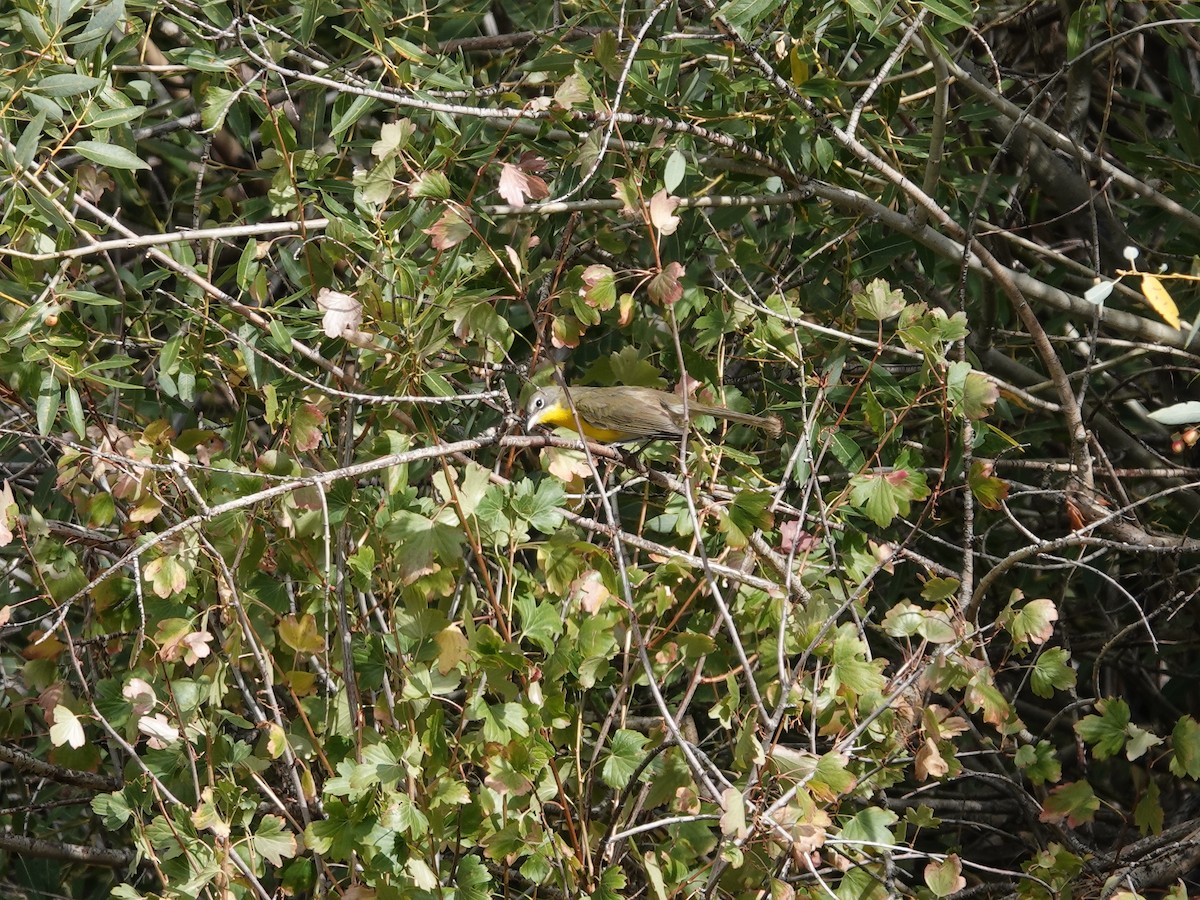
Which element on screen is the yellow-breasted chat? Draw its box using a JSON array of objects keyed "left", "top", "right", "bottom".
[{"left": 525, "top": 384, "right": 782, "bottom": 443}]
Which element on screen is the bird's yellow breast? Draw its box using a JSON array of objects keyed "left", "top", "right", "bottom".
[{"left": 534, "top": 402, "right": 633, "bottom": 443}]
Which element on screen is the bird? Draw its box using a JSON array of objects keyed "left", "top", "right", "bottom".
[{"left": 525, "top": 384, "right": 783, "bottom": 443}]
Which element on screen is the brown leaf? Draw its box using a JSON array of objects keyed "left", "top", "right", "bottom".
[{"left": 915, "top": 737, "right": 949, "bottom": 781}]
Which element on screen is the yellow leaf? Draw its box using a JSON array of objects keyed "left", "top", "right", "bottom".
[
  {"left": 435, "top": 625, "right": 469, "bottom": 674},
  {"left": 278, "top": 614, "right": 325, "bottom": 654},
  {"left": 789, "top": 45, "right": 809, "bottom": 86},
  {"left": 1140, "top": 274, "right": 1181, "bottom": 329},
  {"left": 266, "top": 722, "right": 288, "bottom": 759}
]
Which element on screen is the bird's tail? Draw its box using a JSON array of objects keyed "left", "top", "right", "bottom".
[{"left": 701, "top": 406, "right": 784, "bottom": 438}]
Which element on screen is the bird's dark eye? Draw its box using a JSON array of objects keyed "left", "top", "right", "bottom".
[{"left": 532, "top": 396, "right": 544, "bottom": 411}]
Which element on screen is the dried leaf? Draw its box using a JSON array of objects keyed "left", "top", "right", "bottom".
[
  {"left": 0, "top": 480, "right": 14, "bottom": 547},
  {"left": 317, "top": 288, "right": 363, "bottom": 339},
  {"left": 915, "top": 737, "right": 949, "bottom": 781},
  {"left": 50, "top": 705, "right": 85, "bottom": 749},
  {"left": 138, "top": 713, "right": 180, "bottom": 749},
  {"left": 649, "top": 189, "right": 680, "bottom": 235}
]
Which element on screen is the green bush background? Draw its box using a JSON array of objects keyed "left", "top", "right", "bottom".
[{"left": 1, "top": 0, "right": 1200, "bottom": 897}]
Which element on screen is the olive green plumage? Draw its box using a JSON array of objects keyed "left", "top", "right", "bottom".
[{"left": 526, "top": 385, "right": 783, "bottom": 442}]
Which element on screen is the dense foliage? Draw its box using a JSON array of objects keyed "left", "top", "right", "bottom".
[{"left": 2, "top": 0, "right": 1200, "bottom": 897}]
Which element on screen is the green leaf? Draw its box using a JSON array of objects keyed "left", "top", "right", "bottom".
[
  {"left": 921, "top": 576, "right": 960, "bottom": 602},
  {"left": 966, "top": 676, "right": 1019, "bottom": 731},
  {"left": 1006, "top": 596, "right": 1059, "bottom": 649},
  {"left": 1067, "top": 2, "right": 1104, "bottom": 58},
  {"left": 514, "top": 595, "right": 563, "bottom": 653},
  {"left": 250, "top": 815, "right": 297, "bottom": 867},
  {"left": 883, "top": 600, "right": 957, "bottom": 643},
  {"left": 584, "top": 347, "right": 668, "bottom": 390},
  {"left": 410, "top": 171, "right": 451, "bottom": 199},
  {"left": 719, "top": 488, "right": 773, "bottom": 548},
  {"left": 916, "top": 609, "right": 957, "bottom": 643},
  {"left": 720, "top": 785, "right": 748, "bottom": 839},
  {"left": 37, "top": 73, "right": 102, "bottom": 97},
  {"left": 829, "top": 626, "right": 886, "bottom": 696},
  {"left": 331, "top": 91, "right": 377, "bottom": 139},
  {"left": 201, "top": 85, "right": 236, "bottom": 132},
  {"left": 969, "top": 460, "right": 1009, "bottom": 509},
  {"left": 590, "top": 865, "right": 627, "bottom": 900},
  {"left": 73, "top": 0, "right": 126, "bottom": 55},
  {"left": 1039, "top": 780, "right": 1099, "bottom": 827},
  {"left": 288, "top": 405, "right": 326, "bottom": 453},
  {"left": 592, "top": 31, "right": 621, "bottom": 79},
  {"left": 371, "top": 118, "right": 415, "bottom": 159},
  {"left": 382, "top": 793, "right": 428, "bottom": 837},
  {"left": 1015, "top": 740, "right": 1062, "bottom": 786},
  {"left": 904, "top": 805, "right": 940, "bottom": 828},
  {"left": 827, "top": 428, "right": 865, "bottom": 471},
  {"left": 881, "top": 602, "right": 924, "bottom": 638},
  {"left": 92, "top": 791, "right": 132, "bottom": 828},
  {"left": 849, "top": 467, "right": 930, "bottom": 527},
  {"left": 85, "top": 106, "right": 145, "bottom": 129},
  {"left": 839, "top": 806, "right": 897, "bottom": 845},
  {"left": 852, "top": 278, "right": 907, "bottom": 320},
  {"left": 812, "top": 751, "right": 857, "bottom": 798},
  {"left": 467, "top": 697, "right": 529, "bottom": 743},
  {"left": 64, "top": 383, "right": 85, "bottom": 438},
  {"left": 144, "top": 553, "right": 188, "bottom": 598},
  {"left": 304, "top": 801, "right": 370, "bottom": 859},
  {"left": 601, "top": 729, "right": 649, "bottom": 789},
  {"left": 381, "top": 509, "right": 464, "bottom": 584},
  {"left": 18, "top": 9, "right": 51, "bottom": 49},
  {"left": 36, "top": 371, "right": 60, "bottom": 436},
  {"left": 1134, "top": 779, "right": 1163, "bottom": 835},
  {"left": 917, "top": 0, "right": 975, "bottom": 27},
  {"left": 14, "top": 110, "right": 47, "bottom": 168},
  {"left": 960, "top": 370, "right": 999, "bottom": 419},
  {"left": 1030, "top": 647, "right": 1075, "bottom": 698},
  {"left": 73, "top": 141, "right": 149, "bottom": 170},
  {"left": 1075, "top": 698, "right": 1130, "bottom": 760},
  {"left": 510, "top": 477, "right": 564, "bottom": 533},
  {"left": 663, "top": 149, "right": 686, "bottom": 192},
  {"left": 554, "top": 72, "right": 591, "bottom": 109},
  {"left": 1170, "top": 715, "right": 1200, "bottom": 778},
  {"left": 720, "top": 0, "right": 779, "bottom": 31},
  {"left": 579, "top": 264, "right": 617, "bottom": 311},
  {"left": 454, "top": 855, "right": 492, "bottom": 900}
]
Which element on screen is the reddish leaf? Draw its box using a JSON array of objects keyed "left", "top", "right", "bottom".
[
  {"left": 1039, "top": 780, "right": 1099, "bottom": 827},
  {"left": 647, "top": 261, "right": 685, "bottom": 305},
  {"left": 424, "top": 207, "right": 473, "bottom": 249}
]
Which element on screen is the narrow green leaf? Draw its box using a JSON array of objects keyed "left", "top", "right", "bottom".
[
  {"left": 85, "top": 105, "right": 146, "bottom": 129},
  {"left": 37, "top": 372, "right": 60, "bottom": 436},
  {"left": 14, "top": 111, "right": 47, "bottom": 169},
  {"left": 73, "top": 141, "right": 149, "bottom": 170},
  {"left": 663, "top": 149, "right": 686, "bottom": 193},
  {"left": 37, "top": 74, "right": 102, "bottom": 97},
  {"left": 720, "top": 0, "right": 778, "bottom": 31},
  {"left": 64, "top": 384, "right": 85, "bottom": 437},
  {"left": 331, "top": 92, "right": 377, "bottom": 139}
]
